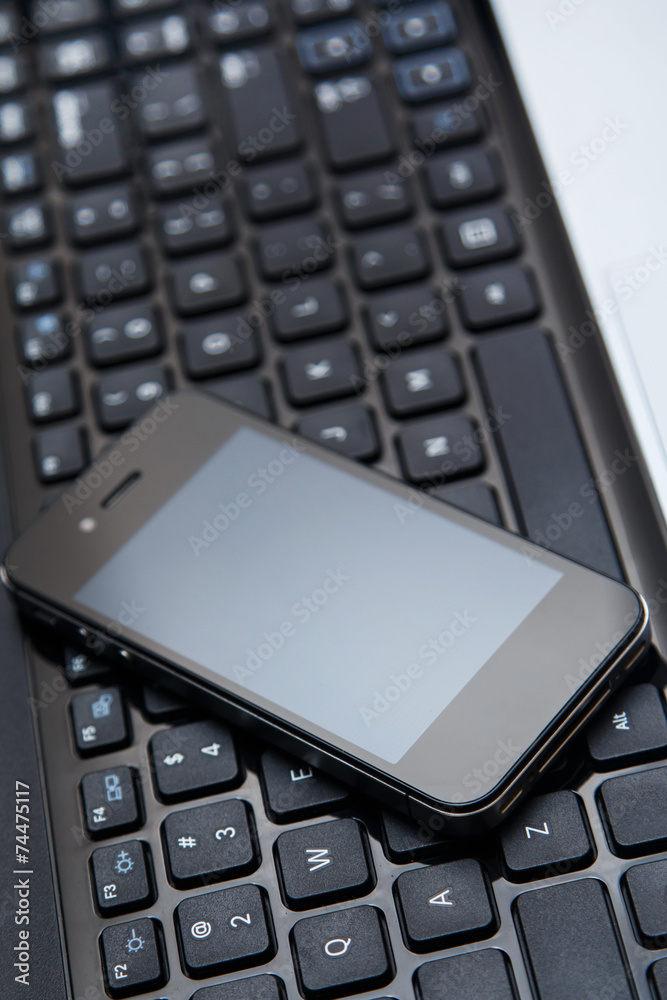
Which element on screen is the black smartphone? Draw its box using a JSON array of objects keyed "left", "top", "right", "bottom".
[{"left": 3, "top": 391, "right": 649, "bottom": 834}]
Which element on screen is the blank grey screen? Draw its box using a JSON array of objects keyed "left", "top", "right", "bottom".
[{"left": 77, "top": 428, "right": 562, "bottom": 763}]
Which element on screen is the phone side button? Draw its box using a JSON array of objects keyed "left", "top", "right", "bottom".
[{"left": 499, "top": 790, "right": 594, "bottom": 883}]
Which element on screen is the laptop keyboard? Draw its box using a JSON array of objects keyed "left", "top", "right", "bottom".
[{"left": 2, "top": 0, "right": 667, "bottom": 997}]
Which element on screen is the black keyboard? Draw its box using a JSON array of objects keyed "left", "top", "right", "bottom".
[{"left": 1, "top": 0, "right": 667, "bottom": 998}]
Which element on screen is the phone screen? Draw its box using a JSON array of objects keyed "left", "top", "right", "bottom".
[{"left": 75, "top": 427, "right": 562, "bottom": 764}]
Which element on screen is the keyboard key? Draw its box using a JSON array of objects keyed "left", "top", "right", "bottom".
[
  {"left": 176, "top": 884, "right": 275, "bottom": 977},
  {"left": 290, "top": 0, "right": 354, "bottom": 24},
  {"left": 70, "top": 687, "right": 129, "bottom": 755},
  {"left": 623, "top": 859, "right": 667, "bottom": 948},
  {"left": 0, "top": 150, "right": 42, "bottom": 195},
  {"left": 85, "top": 302, "right": 164, "bottom": 366},
  {"left": 440, "top": 206, "right": 519, "bottom": 267},
  {"left": 499, "top": 791, "right": 593, "bottom": 881},
  {"left": 458, "top": 264, "right": 540, "bottom": 329},
  {"left": 191, "top": 975, "right": 285, "bottom": 1000},
  {"left": 282, "top": 338, "right": 360, "bottom": 405},
  {"left": 34, "top": 424, "right": 88, "bottom": 482},
  {"left": 394, "top": 47, "right": 470, "bottom": 103},
  {"left": 432, "top": 482, "right": 502, "bottom": 526},
  {"left": 17, "top": 312, "right": 71, "bottom": 366},
  {"left": 51, "top": 83, "right": 130, "bottom": 185},
  {"left": 100, "top": 917, "right": 166, "bottom": 998},
  {"left": 0, "top": 3, "right": 20, "bottom": 47},
  {"left": 91, "top": 840, "right": 154, "bottom": 916},
  {"left": 382, "top": 347, "right": 464, "bottom": 417},
  {"left": 66, "top": 183, "right": 141, "bottom": 246},
  {"left": 94, "top": 363, "right": 172, "bottom": 430},
  {"left": 169, "top": 253, "right": 246, "bottom": 315},
  {"left": 382, "top": 2, "right": 456, "bottom": 54},
  {"left": 206, "top": 0, "right": 275, "bottom": 45},
  {"left": 397, "top": 413, "right": 483, "bottom": 484},
  {"left": 63, "top": 644, "right": 110, "bottom": 685},
  {"left": 336, "top": 171, "right": 411, "bottom": 229},
  {"left": 163, "top": 799, "right": 259, "bottom": 888},
  {"left": 36, "top": 0, "right": 103, "bottom": 34},
  {"left": 81, "top": 765, "right": 142, "bottom": 838},
  {"left": 260, "top": 749, "right": 349, "bottom": 822},
  {"left": 272, "top": 277, "right": 347, "bottom": 340},
  {"left": 142, "top": 683, "right": 186, "bottom": 720},
  {"left": 315, "top": 76, "right": 394, "bottom": 170},
  {"left": 242, "top": 160, "right": 316, "bottom": 221},
  {"left": 136, "top": 62, "right": 206, "bottom": 140},
  {"left": 599, "top": 766, "right": 667, "bottom": 857},
  {"left": 156, "top": 196, "right": 233, "bottom": 255},
  {"left": 365, "top": 284, "right": 448, "bottom": 350},
  {"left": 651, "top": 960, "right": 667, "bottom": 1000},
  {"left": 424, "top": 148, "right": 501, "bottom": 208},
  {"left": 205, "top": 374, "right": 274, "bottom": 420},
  {"left": 586, "top": 684, "right": 667, "bottom": 769},
  {"left": 380, "top": 808, "right": 448, "bottom": 864},
  {"left": 119, "top": 13, "right": 191, "bottom": 64},
  {"left": 394, "top": 859, "right": 496, "bottom": 952},
  {"left": 296, "top": 20, "right": 372, "bottom": 74},
  {"left": 291, "top": 905, "right": 393, "bottom": 998},
  {"left": 75, "top": 242, "right": 152, "bottom": 303},
  {"left": 514, "top": 879, "right": 634, "bottom": 1000},
  {"left": 9, "top": 258, "right": 63, "bottom": 310},
  {"left": 415, "top": 949, "right": 517, "bottom": 1000},
  {"left": 4, "top": 199, "right": 52, "bottom": 249},
  {"left": 351, "top": 225, "right": 429, "bottom": 289},
  {"left": 257, "top": 216, "right": 334, "bottom": 281},
  {"left": 181, "top": 313, "right": 261, "bottom": 378},
  {"left": 0, "top": 97, "right": 33, "bottom": 143},
  {"left": 275, "top": 818, "right": 374, "bottom": 910},
  {"left": 147, "top": 136, "right": 216, "bottom": 196},
  {"left": 475, "top": 328, "right": 621, "bottom": 577},
  {"left": 40, "top": 33, "right": 113, "bottom": 82},
  {"left": 220, "top": 47, "right": 300, "bottom": 161},
  {"left": 412, "top": 100, "right": 482, "bottom": 150},
  {"left": 28, "top": 366, "right": 80, "bottom": 422},
  {"left": 298, "top": 403, "right": 380, "bottom": 460},
  {"left": 0, "top": 50, "right": 23, "bottom": 92},
  {"left": 150, "top": 719, "right": 241, "bottom": 802}
]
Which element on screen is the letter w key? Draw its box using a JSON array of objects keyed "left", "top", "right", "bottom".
[{"left": 306, "top": 848, "right": 331, "bottom": 872}]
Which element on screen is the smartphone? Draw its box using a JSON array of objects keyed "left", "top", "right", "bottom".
[{"left": 3, "top": 390, "right": 649, "bottom": 834}]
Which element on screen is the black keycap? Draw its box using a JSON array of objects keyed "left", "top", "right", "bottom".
[
  {"left": 415, "top": 949, "right": 517, "bottom": 1000},
  {"left": 0, "top": 97, "right": 33, "bottom": 143},
  {"left": 365, "top": 284, "right": 448, "bottom": 350},
  {"left": 147, "top": 136, "right": 216, "bottom": 196},
  {"left": 119, "top": 12, "right": 191, "bottom": 65},
  {"left": 191, "top": 975, "right": 285, "bottom": 1000},
  {"left": 296, "top": 19, "right": 372, "bottom": 74},
  {"left": 163, "top": 799, "right": 259, "bottom": 888},
  {"left": 75, "top": 242, "right": 151, "bottom": 303},
  {"left": 136, "top": 63, "right": 206, "bottom": 140},
  {"left": 9, "top": 258, "right": 63, "bottom": 310},
  {"left": 142, "top": 683, "right": 186, "bottom": 720},
  {"left": 412, "top": 100, "right": 482, "bottom": 150},
  {"left": 66, "top": 183, "right": 141, "bottom": 246},
  {"left": 432, "top": 483, "right": 502, "bottom": 526},
  {"left": 94, "top": 363, "right": 172, "bottom": 430},
  {"left": 4, "top": 200, "right": 52, "bottom": 249},
  {"left": 282, "top": 338, "right": 360, "bottom": 405},
  {"left": 424, "top": 148, "right": 501, "bottom": 208},
  {"left": 257, "top": 217, "right": 334, "bottom": 281},
  {"left": 397, "top": 413, "right": 483, "bottom": 484},
  {"left": 156, "top": 196, "right": 233, "bottom": 255},
  {"left": 272, "top": 278, "right": 347, "bottom": 341},
  {"left": 291, "top": 0, "right": 354, "bottom": 24},
  {"left": 17, "top": 312, "right": 71, "bottom": 366},
  {"left": 351, "top": 226, "right": 429, "bottom": 289},
  {"left": 51, "top": 83, "right": 129, "bottom": 185},
  {"left": 291, "top": 905, "right": 393, "bottom": 999},
  {"left": 181, "top": 313, "right": 260, "bottom": 378},
  {"left": 33, "top": 424, "right": 88, "bottom": 482},
  {"left": 298, "top": 403, "right": 380, "bottom": 461},
  {"left": 515, "top": 879, "right": 634, "bottom": 1000},
  {"left": 169, "top": 253, "right": 246, "bottom": 315},
  {"left": 0, "top": 4, "right": 20, "bottom": 47},
  {"left": 40, "top": 32, "right": 113, "bottom": 82},
  {"left": 315, "top": 76, "right": 394, "bottom": 170},
  {"left": 394, "top": 46, "right": 469, "bottom": 103},
  {"left": 206, "top": 0, "right": 275, "bottom": 45},
  {"left": 150, "top": 719, "right": 241, "bottom": 802},
  {"left": 63, "top": 644, "right": 110, "bottom": 685},
  {"left": 219, "top": 47, "right": 300, "bottom": 161},
  {"left": 336, "top": 171, "right": 411, "bottom": 229},
  {"left": 100, "top": 917, "right": 166, "bottom": 998},
  {"left": 394, "top": 859, "right": 495, "bottom": 952},
  {"left": 623, "top": 859, "right": 667, "bottom": 948},
  {"left": 382, "top": 2, "right": 456, "bottom": 54},
  {"left": 475, "top": 327, "right": 621, "bottom": 577},
  {"left": 459, "top": 264, "right": 540, "bottom": 330},
  {"left": 0, "top": 150, "right": 42, "bottom": 195},
  {"left": 599, "top": 766, "right": 667, "bottom": 857},
  {"left": 440, "top": 206, "right": 519, "bottom": 268},
  {"left": 205, "top": 374, "right": 274, "bottom": 420},
  {"left": 81, "top": 765, "right": 142, "bottom": 838},
  {"left": 499, "top": 790, "right": 593, "bottom": 882},
  {"left": 275, "top": 818, "right": 374, "bottom": 910},
  {"left": 71, "top": 687, "right": 129, "bottom": 755},
  {"left": 652, "top": 960, "right": 667, "bottom": 1000},
  {"left": 85, "top": 302, "right": 164, "bottom": 366},
  {"left": 586, "top": 684, "right": 667, "bottom": 769},
  {"left": 91, "top": 840, "right": 154, "bottom": 916},
  {"left": 260, "top": 749, "right": 349, "bottom": 823},
  {"left": 382, "top": 346, "right": 464, "bottom": 417},
  {"left": 380, "top": 808, "right": 448, "bottom": 864},
  {"left": 242, "top": 160, "right": 316, "bottom": 220},
  {"left": 27, "top": 366, "right": 79, "bottom": 423},
  {"left": 176, "top": 884, "right": 275, "bottom": 978},
  {"left": 36, "top": 0, "right": 103, "bottom": 34}
]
